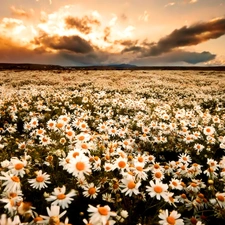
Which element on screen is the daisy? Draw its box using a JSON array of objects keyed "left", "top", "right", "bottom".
[
  {"left": 46, "top": 186, "right": 76, "bottom": 209},
  {"left": 186, "top": 179, "right": 205, "bottom": 193},
  {"left": 56, "top": 119, "right": 67, "bottom": 130},
  {"left": 87, "top": 204, "right": 117, "bottom": 225},
  {"left": 0, "top": 171, "right": 21, "bottom": 192},
  {"left": 164, "top": 192, "right": 179, "bottom": 208},
  {"left": 78, "top": 121, "right": 89, "bottom": 131},
  {"left": 120, "top": 176, "right": 141, "bottom": 197},
  {"left": 152, "top": 169, "right": 165, "bottom": 181},
  {"left": 75, "top": 141, "right": 90, "bottom": 153},
  {"left": 41, "top": 205, "right": 67, "bottom": 225},
  {"left": 158, "top": 209, "right": 184, "bottom": 225},
  {"left": 28, "top": 170, "right": 51, "bottom": 190},
  {"left": 97, "top": 122, "right": 108, "bottom": 133},
  {"left": 102, "top": 193, "right": 115, "bottom": 203},
  {"left": 203, "top": 126, "right": 215, "bottom": 136},
  {"left": 65, "top": 129, "right": 75, "bottom": 140},
  {"left": 0, "top": 214, "right": 21, "bottom": 225},
  {"left": 169, "top": 178, "right": 183, "bottom": 190},
  {"left": 67, "top": 154, "right": 92, "bottom": 179},
  {"left": 36, "top": 128, "right": 45, "bottom": 136},
  {"left": 194, "top": 143, "right": 204, "bottom": 154},
  {"left": 39, "top": 135, "right": 51, "bottom": 146},
  {"left": 8, "top": 157, "right": 27, "bottom": 178},
  {"left": 146, "top": 180, "right": 168, "bottom": 200},
  {"left": 133, "top": 162, "right": 149, "bottom": 180},
  {"left": 178, "top": 153, "right": 192, "bottom": 165},
  {"left": 47, "top": 119, "right": 57, "bottom": 131},
  {"left": 82, "top": 182, "right": 100, "bottom": 199},
  {"left": 0, "top": 190, "right": 23, "bottom": 216},
  {"left": 112, "top": 156, "right": 128, "bottom": 172},
  {"left": 30, "top": 117, "right": 39, "bottom": 128},
  {"left": 215, "top": 192, "right": 225, "bottom": 208},
  {"left": 76, "top": 132, "right": 91, "bottom": 142},
  {"left": 104, "top": 162, "right": 114, "bottom": 172}
]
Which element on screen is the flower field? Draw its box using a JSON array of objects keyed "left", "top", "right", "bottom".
[{"left": 0, "top": 69, "right": 225, "bottom": 225}]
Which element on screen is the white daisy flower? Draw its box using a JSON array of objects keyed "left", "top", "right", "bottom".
[
  {"left": 28, "top": 170, "right": 51, "bottom": 190},
  {"left": 67, "top": 154, "right": 91, "bottom": 179},
  {"left": 158, "top": 209, "right": 184, "bottom": 225},
  {"left": 120, "top": 176, "right": 141, "bottom": 197},
  {"left": 46, "top": 186, "right": 76, "bottom": 209},
  {"left": 82, "top": 182, "right": 100, "bottom": 199},
  {"left": 8, "top": 157, "right": 27, "bottom": 178},
  {"left": 41, "top": 205, "right": 67, "bottom": 224},
  {"left": 0, "top": 171, "right": 21, "bottom": 192},
  {"left": 146, "top": 180, "right": 168, "bottom": 200},
  {"left": 87, "top": 204, "right": 117, "bottom": 225}
]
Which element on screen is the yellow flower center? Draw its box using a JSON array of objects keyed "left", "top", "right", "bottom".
[
  {"left": 34, "top": 217, "right": 43, "bottom": 222},
  {"left": 167, "top": 216, "right": 175, "bottom": 225},
  {"left": 127, "top": 181, "right": 136, "bottom": 189},
  {"left": 118, "top": 161, "right": 126, "bottom": 168},
  {"left": 78, "top": 136, "right": 85, "bottom": 141},
  {"left": 67, "top": 131, "right": 73, "bottom": 136},
  {"left": 136, "top": 166, "right": 143, "bottom": 171},
  {"left": 76, "top": 161, "right": 85, "bottom": 171},
  {"left": 57, "top": 194, "right": 66, "bottom": 200},
  {"left": 155, "top": 172, "right": 162, "bottom": 178},
  {"left": 15, "top": 163, "right": 24, "bottom": 170},
  {"left": 9, "top": 192, "right": 17, "bottom": 198},
  {"left": 172, "top": 181, "right": 178, "bottom": 186},
  {"left": 88, "top": 187, "right": 96, "bottom": 195},
  {"left": 73, "top": 152, "right": 79, "bottom": 158},
  {"left": 98, "top": 207, "right": 108, "bottom": 216},
  {"left": 36, "top": 176, "right": 44, "bottom": 182},
  {"left": 11, "top": 176, "right": 20, "bottom": 183},
  {"left": 81, "top": 143, "right": 88, "bottom": 149},
  {"left": 138, "top": 157, "right": 144, "bottom": 163},
  {"left": 154, "top": 186, "right": 163, "bottom": 193},
  {"left": 217, "top": 195, "right": 225, "bottom": 202},
  {"left": 56, "top": 123, "right": 64, "bottom": 129}
]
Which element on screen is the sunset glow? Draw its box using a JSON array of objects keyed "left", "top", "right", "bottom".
[{"left": 0, "top": 0, "right": 225, "bottom": 66}]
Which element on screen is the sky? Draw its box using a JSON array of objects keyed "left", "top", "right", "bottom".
[{"left": 0, "top": 0, "right": 225, "bottom": 66}]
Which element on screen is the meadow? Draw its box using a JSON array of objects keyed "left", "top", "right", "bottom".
[{"left": 0, "top": 69, "right": 225, "bottom": 225}]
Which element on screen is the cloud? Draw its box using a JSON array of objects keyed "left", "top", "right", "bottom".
[
  {"left": 0, "top": 36, "right": 49, "bottom": 63},
  {"left": 130, "top": 50, "right": 216, "bottom": 65},
  {"left": 65, "top": 15, "right": 100, "bottom": 34},
  {"left": 10, "top": 6, "right": 30, "bottom": 18},
  {"left": 141, "top": 17, "right": 225, "bottom": 57},
  {"left": 164, "top": 2, "right": 175, "bottom": 7},
  {"left": 35, "top": 34, "right": 94, "bottom": 54},
  {"left": 103, "top": 26, "right": 111, "bottom": 42},
  {"left": 138, "top": 11, "right": 149, "bottom": 22}
]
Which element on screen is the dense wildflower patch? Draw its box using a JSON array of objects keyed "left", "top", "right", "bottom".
[{"left": 0, "top": 70, "right": 225, "bottom": 225}]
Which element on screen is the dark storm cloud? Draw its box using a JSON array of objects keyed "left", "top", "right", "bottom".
[
  {"left": 60, "top": 51, "right": 108, "bottom": 66},
  {"left": 180, "top": 51, "right": 216, "bottom": 64},
  {"left": 36, "top": 34, "right": 94, "bottom": 54},
  {"left": 131, "top": 50, "right": 216, "bottom": 65},
  {"left": 142, "top": 17, "right": 225, "bottom": 57},
  {"left": 114, "top": 39, "right": 138, "bottom": 46},
  {"left": 65, "top": 16, "right": 100, "bottom": 34}
]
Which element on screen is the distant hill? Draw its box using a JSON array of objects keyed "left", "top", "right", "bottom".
[
  {"left": 0, "top": 63, "right": 225, "bottom": 71},
  {"left": 0, "top": 63, "right": 65, "bottom": 71}
]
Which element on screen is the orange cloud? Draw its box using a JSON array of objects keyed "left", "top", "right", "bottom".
[{"left": 10, "top": 6, "right": 31, "bottom": 18}]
